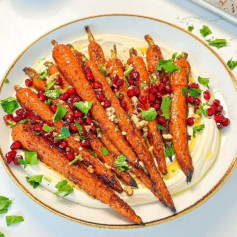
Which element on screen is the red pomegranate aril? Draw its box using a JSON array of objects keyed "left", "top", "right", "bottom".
[
  {"left": 157, "top": 109, "right": 163, "bottom": 116},
  {"left": 84, "top": 66, "right": 91, "bottom": 74},
  {"left": 194, "top": 106, "right": 199, "bottom": 113},
  {"left": 13, "top": 115, "right": 22, "bottom": 123},
  {"left": 16, "top": 108, "right": 25, "bottom": 116},
  {"left": 75, "top": 117, "right": 84, "bottom": 124},
  {"left": 158, "top": 116, "right": 166, "bottom": 124},
  {"left": 43, "top": 131, "right": 53, "bottom": 139},
  {"left": 86, "top": 73, "right": 94, "bottom": 82},
  {"left": 213, "top": 99, "right": 220, "bottom": 107},
  {"left": 210, "top": 104, "right": 216, "bottom": 112},
  {"left": 74, "top": 110, "right": 83, "bottom": 117},
  {"left": 103, "top": 100, "right": 111, "bottom": 108},
  {"left": 120, "top": 101, "right": 127, "bottom": 110},
  {"left": 188, "top": 83, "right": 199, "bottom": 89},
  {"left": 187, "top": 96, "right": 195, "bottom": 104},
  {"left": 97, "top": 93, "right": 106, "bottom": 102},
  {"left": 149, "top": 93, "right": 156, "bottom": 103},
  {"left": 133, "top": 86, "right": 140, "bottom": 96},
  {"left": 130, "top": 71, "right": 140, "bottom": 80},
  {"left": 67, "top": 87, "right": 76, "bottom": 95},
  {"left": 203, "top": 90, "right": 210, "bottom": 101},
  {"left": 207, "top": 107, "right": 215, "bottom": 116},
  {"left": 33, "top": 124, "right": 42, "bottom": 132},
  {"left": 162, "top": 76, "right": 169, "bottom": 83},
  {"left": 127, "top": 89, "right": 135, "bottom": 98},
  {"left": 22, "top": 111, "right": 29, "bottom": 119},
  {"left": 70, "top": 124, "right": 78, "bottom": 133},
  {"left": 25, "top": 78, "right": 33, "bottom": 87},
  {"left": 165, "top": 85, "right": 172, "bottom": 94},
  {"left": 10, "top": 141, "right": 22, "bottom": 150},
  {"left": 66, "top": 114, "right": 74, "bottom": 123},
  {"left": 31, "top": 116, "right": 41, "bottom": 124},
  {"left": 195, "top": 98, "right": 201, "bottom": 106},
  {"left": 137, "top": 104, "right": 146, "bottom": 110},
  {"left": 60, "top": 93, "right": 69, "bottom": 101},
  {"left": 119, "top": 94, "right": 124, "bottom": 100},
  {"left": 13, "top": 155, "right": 23, "bottom": 166},
  {"left": 73, "top": 96, "right": 81, "bottom": 103},
  {"left": 5, "top": 151, "right": 16, "bottom": 163},
  {"left": 158, "top": 84, "right": 165, "bottom": 93},
  {"left": 81, "top": 126, "right": 87, "bottom": 137},
  {"left": 156, "top": 93, "right": 163, "bottom": 101},
  {"left": 86, "top": 117, "right": 93, "bottom": 125},
  {"left": 127, "top": 77, "right": 134, "bottom": 86},
  {"left": 223, "top": 118, "right": 230, "bottom": 127},
  {"left": 217, "top": 123, "right": 223, "bottom": 129},
  {"left": 66, "top": 152, "right": 75, "bottom": 161},
  {"left": 91, "top": 125, "right": 97, "bottom": 133},
  {"left": 111, "top": 75, "right": 119, "bottom": 84},
  {"left": 38, "top": 91, "right": 47, "bottom": 102},
  {"left": 140, "top": 95, "right": 147, "bottom": 104},
  {"left": 151, "top": 84, "right": 158, "bottom": 89},
  {"left": 150, "top": 88, "right": 158, "bottom": 94},
  {"left": 214, "top": 114, "right": 225, "bottom": 123},
  {"left": 4, "top": 114, "right": 13, "bottom": 121},
  {"left": 81, "top": 140, "right": 90, "bottom": 147},
  {"left": 153, "top": 103, "right": 160, "bottom": 110},
  {"left": 116, "top": 79, "right": 124, "bottom": 88},
  {"left": 50, "top": 105, "right": 57, "bottom": 113},
  {"left": 53, "top": 138, "right": 60, "bottom": 145},
  {"left": 93, "top": 81, "right": 102, "bottom": 89},
  {"left": 27, "top": 111, "right": 34, "bottom": 119},
  {"left": 69, "top": 102, "right": 76, "bottom": 110},
  {"left": 56, "top": 77, "right": 63, "bottom": 86},
  {"left": 59, "top": 141, "right": 68, "bottom": 149},
  {"left": 187, "top": 117, "right": 195, "bottom": 126},
  {"left": 215, "top": 105, "right": 223, "bottom": 113}
]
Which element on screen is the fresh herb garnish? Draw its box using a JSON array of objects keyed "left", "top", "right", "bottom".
[
  {"left": 96, "top": 127, "right": 101, "bottom": 136},
  {"left": 187, "top": 25, "right": 194, "bottom": 32},
  {"left": 74, "top": 101, "right": 93, "bottom": 115},
  {"left": 165, "top": 147, "right": 175, "bottom": 157},
  {"left": 193, "top": 124, "right": 205, "bottom": 137},
  {"left": 182, "top": 87, "right": 188, "bottom": 96},
  {"left": 6, "top": 216, "right": 24, "bottom": 226},
  {"left": 227, "top": 58, "right": 237, "bottom": 70},
  {"left": 206, "top": 39, "right": 227, "bottom": 49},
  {"left": 0, "top": 196, "right": 12, "bottom": 214},
  {"left": 0, "top": 231, "right": 5, "bottom": 237},
  {"left": 55, "top": 127, "right": 70, "bottom": 140},
  {"left": 43, "top": 124, "right": 54, "bottom": 133},
  {"left": 92, "top": 120, "right": 98, "bottom": 126},
  {"left": 160, "top": 96, "right": 171, "bottom": 119},
  {"left": 157, "top": 59, "right": 182, "bottom": 73},
  {"left": 46, "top": 80, "right": 56, "bottom": 90},
  {"left": 43, "top": 176, "right": 52, "bottom": 182},
  {"left": 37, "top": 68, "right": 49, "bottom": 80},
  {"left": 140, "top": 108, "right": 157, "bottom": 121},
  {"left": 150, "top": 73, "right": 158, "bottom": 84},
  {"left": 19, "top": 151, "right": 38, "bottom": 168},
  {"left": 114, "top": 154, "right": 129, "bottom": 172},
  {"left": 55, "top": 180, "right": 74, "bottom": 196},
  {"left": 188, "top": 88, "right": 202, "bottom": 97},
  {"left": 99, "top": 65, "right": 107, "bottom": 77},
  {"left": 44, "top": 99, "right": 52, "bottom": 105},
  {"left": 69, "top": 154, "right": 81, "bottom": 165},
  {"left": 200, "top": 25, "right": 212, "bottom": 37},
  {"left": 124, "top": 77, "right": 130, "bottom": 86},
  {"left": 100, "top": 147, "right": 109, "bottom": 156},
  {"left": 44, "top": 89, "right": 60, "bottom": 99},
  {"left": 53, "top": 105, "right": 67, "bottom": 122},
  {"left": 1, "top": 97, "right": 19, "bottom": 114},
  {"left": 198, "top": 76, "right": 209, "bottom": 88},
  {"left": 115, "top": 91, "right": 120, "bottom": 98},
  {"left": 26, "top": 175, "right": 43, "bottom": 188},
  {"left": 157, "top": 124, "right": 165, "bottom": 131},
  {"left": 91, "top": 152, "right": 97, "bottom": 157},
  {"left": 74, "top": 120, "right": 82, "bottom": 136},
  {"left": 141, "top": 82, "right": 147, "bottom": 88},
  {"left": 171, "top": 52, "right": 182, "bottom": 61},
  {"left": 4, "top": 78, "right": 9, "bottom": 84},
  {"left": 196, "top": 107, "right": 208, "bottom": 117},
  {"left": 124, "top": 67, "right": 133, "bottom": 76}
]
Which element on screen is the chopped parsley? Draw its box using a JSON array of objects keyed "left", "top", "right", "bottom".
[
  {"left": 200, "top": 25, "right": 212, "bottom": 37},
  {"left": 141, "top": 82, "right": 147, "bottom": 88},
  {"left": 54, "top": 127, "right": 70, "bottom": 140},
  {"left": 69, "top": 154, "right": 81, "bottom": 165},
  {"left": 6, "top": 216, "right": 24, "bottom": 226},
  {"left": 172, "top": 52, "right": 182, "bottom": 61},
  {"left": 0, "top": 232, "right": 5, "bottom": 237},
  {"left": 46, "top": 80, "right": 56, "bottom": 90},
  {"left": 75, "top": 120, "right": 82, "bottom": 136},
  {"left": 100, "top": 147, "right": 109, "bottom": 156},
  {"left": 44, "top": 89, "right": 60, "bottom": 99},
  {"left": 37, "top": 68, "right": 49, "bottom": 80},
  {"left": 165, "top": 147, "right": 175, "bottom": 157},
  {"left": 18, "top": 151, "right": 38, "bottom": 168},
  {"left": 4, "top": 78, "right": 9, "bottom": 84},
  {"left": 227, "top": 58, "right": 237, "bottom": 70},
  {"left": 55, "top": 180, "right": 74, "bottom": 196},
  {"left": 92, "top": 120, "right": 98, "bottom": 126},
  {"left": 188, "top": 88, "right": 202, "bottom": 97},
  {"left": 43, "top": 124, "right": 54, "bottom": 133},
  {"left": 124, "top": 67, "right": 133, "bottom": 76},
  {"left": 26, "top": 175, "right": 43, "bottom": 188},
  {"left": 206, "top": 39, "right": 227, "bottom": 49},
  {"left": 157, "top": 59, "right": 181, "bottom": 73},
  {"left": 1, "top": 96, "right": 19, "bottom": 114},
  {"left": 99, "top": 65, "right": 107, "bottom": 77},
  {"left": 160, "top": 96, "right": 171, "bottom": 119},
  {"left": 0, "top": 196, "right": 12, "bottom": 214},
  {"left": 53, "top": 105, "right": 67, "bottom": 122},
  {"left": 91, "top": 152, "right": 97, "bottom": 157},
  {"left": 140, "top": 108, "right": 157, "bottom": 121},
  {"left": 187, "top": 25, "right": 194, "bottom": 32},
  {"left": 198, "top": 76, "right": 209, "bottom": 88},
  {"left": 157, "top": 124, "right": 165, "bottom": 131},
  {"left": 74, "top": 101, "right": 93, "bottom": 115},
  {"left": 44, "top": 99, "right": 52, "bottom": 105},
  {"left": 193, "top": 124, "right": 205, "bottom": 137},
  {"left": 114, "top": 154, "right": 129, "bottom": 172},
  {"left": 115, "top": 91, "right": 120, "bottom": 98},
  {"left": 150, "top": 73, "right": 158, "bottom": 84}
]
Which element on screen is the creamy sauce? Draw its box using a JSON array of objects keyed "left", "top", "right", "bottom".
[{"left": 22, "top": 34, "right": 220, "bottom": 208}]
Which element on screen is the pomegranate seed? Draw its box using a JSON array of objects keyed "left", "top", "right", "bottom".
[
  {"left": 119, "top": 94, "right": 124, "bottom": 100},
  {"left": 14, "top": 155, "right": 23, "bottom": 166},
  {"left": 69, "top": 102, "right": 77, "bottom": 110},
  {"left": 102, "top": 100, "right": 110, "bottom": 109},
  {"left": 217, "top": 123, "right": 223, "bottom": 129},
  {"left": 86, "top": 117, "right": 93, "bottom": 125},
  {"left": 116, "top": 79, "right": 124, "bottom": 88},
  {"left": 127, "top": 77, "right": 134, "bottom": 86},
  {"left": 214, "top": 114, "right": 225, "bottom": 123},
  {"left": 165, "top": 85, "right": 172, "bottom": 94},
  {"left": 81, "top": 126, "right": 87, "bottom": 137},
  {"left": 70, "top": 123, "right": 78, "bottom": 133},
  {"left": 53, "top": 138, "right": 60, "bottom": 145},
  {"left": 59, "top": 141, "right": 68, "bottom": 149},
  {"left": 43, "top": 131, "right": 53, "bottom": 139},
  {"left": 158, "top": 116, "right": 166, "bottom": 124},
  {"left": 213, "top": 99, "right": 220, "bottom": 107},
  {"left": 5, "top": 151, "right": 16, "bottom": 163},
  {"left": 84, "top": 66, "right": 91, "bottom": 74},
  {"left": 215, "top": 105, "right": 223, "bottom": 113},
  {"left": 60, "top": 93, "right": 69, "bottom": 101},
  {"left": 93, "top": 81, "right": 102, "bottom": 89},
  {"left": 153, "top": 103, "right": 160, "bottom": 110},
  {"left": 151, "top": 84, "right": 158, "bottom": 89},
  {"left": 187, "top": 96, "right": 195, "bottom": 104},
  {"left": 97, "top": 93, "right": 106, "bottom": 102},
  {"left": 66, "top": 152, "right": 75, "bottom": 161},
  {"left": 73, "top": 96, "right": 81, "bottom": 103},
  {"left": 56, "top": 77, "right": 63, "bottom": 86},
  {"left": 81, "top": 140, "right": 90, "bottom": 147},
  {"left": 203, "top": 90, "right": 210, "bottom": 101},
  {"left": 66, "top": 114, "right": 74, "bottom": 123},
  {"left": 223, "top": 118, "right": 230, "bottom": 127},
  {"left": 195, "top": 98, "right": 201, "bottom": 106},
  {"left": 111, "top": 75, "right": 119, "bottom": 84},
  {"left": 120, "top": 101, "right": 127, "bottom": 110},
  {"left": 138, "top": 104, "right": 146, "bottom": 110},
  {"left": 74, "top": 110, "right": 83, "bottom": 117},
  {"left": 3, "top": 114, "right": 13, "bottom": 121},
  {"left": 25, "top": 78, "right": 33, "bottom": 87},
  {"left": 210, "top": 104, "right": 216, "bottom": 113},
  {"left": 13, "top": 115, "right": 22, "bottom": 123},
  {"left": 162, "top": 76, "right": 169, "bottom": 83},
  {"left": 149, "top": 93, "right": 156, "bottom": 103},
  {"left": 150, "top": 88, "right": 158, "bottom": 94},
  {"left": 140, "top": 95, "right": 147, "bottom": 104},
  {"left": 22, "top": 111, "right": 29, "bottom": 119},
  {"left": 27, "top": 111, "right": 34, "bottom": 119},
  {"left": 133, "top": 86, "right": 140, "bottom": 96},
  {"left": 156, "top": 93, "right": 163, "bottom": 101},
  {"left": 86, "top": 73, "right": 94, "bottom": 82},
  {"left": 50, "top": 104, "right": 57, "bottom": 113},
  {"left": 75, "top": 118, "right": 84, "bottom": 124},
  {"left": 38, "top": 91, "right": 47, "bottom": 102},
  {"left": 16, "top": 108, "right": 24, "bottom": 116},
  {"left": 188, "top": 83, "right": 199, "bottom": 89},
  {"left": 127, "top": 89, "right": 135, "bottom": 98},
  {"left": 187, "top": 117, "right": 195, "bottom": 126},
  {"left": 157, "top": 109, "right": 163, "bottom": 116},
  {"left": 33, "top": 124, "right": 43, "bottom": 132},
  {"left": 130, "top": 71, "right": 140, "bottom": 80},
  {"left": 67, "top": 87, "right": 76, "bottom": 95},
  {"left": 31, "top": 116, "right": 41, "bottom": 124},
  {"left": 207, "top": 107, "right": 215, "bottom": 116},
  {"left": 10, "top": 141, "right": 22, "bottom": 150},
  {"left": 158, "top": 84, "right": 165, "bottom": 93},
  {"left": 194, "top": 106, "right": 199, "bottom": 113}
]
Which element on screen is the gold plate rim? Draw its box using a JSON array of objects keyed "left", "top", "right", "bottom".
[{"left": 0, "top": 13, "right": 237, "bottom": 229}]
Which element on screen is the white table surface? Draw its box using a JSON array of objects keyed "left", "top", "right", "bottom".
[{"left": 0, "top": 0, "right": 237, "bottom": 236}]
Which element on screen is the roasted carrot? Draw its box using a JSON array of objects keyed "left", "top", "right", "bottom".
[
  {"left": 170, "top": 53, "right": 193, "bottom": 183},
  {"left": 85, "top": 26, "right": 106, "bottom": 66},
  {"left": 67, "top": 44, "right": 87, "bottom": 65},
  {"left": 15, "top": 87, "right": 122, "bottom": 193},
  {"left": 127, "top": 48, "right": 167, "bottom": 175},
  {"left": 52, "top": 43, "right": 175, "bottom": 211},
  {"left": 12, "top": 124, "right": 143, "bottom": 224},
  {"left": 23, "top": 67, "right": 46, "bottom": 91}
]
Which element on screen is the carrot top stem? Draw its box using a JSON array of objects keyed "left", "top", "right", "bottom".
[
  {"left": 144, "top": 34, "right": 155, "bottom": 46},
  {"left": 51, "top": 40, "right": 58, "bottom": 46},
  {"left": 111, "top": 44, "right": 117, "bottom": 59},
  {"left": 129, "top": 47, "right": 138, "bottom": 57},
  {"left": 23, "top": 67, "right": 38, "bottom": 79},
  {"left": 85, "top": 25, "right": 95, "bottom": 42}
]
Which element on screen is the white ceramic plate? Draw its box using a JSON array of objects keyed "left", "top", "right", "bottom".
[{"left": 0, "top": 14, "right": 237, "bottom": 228}]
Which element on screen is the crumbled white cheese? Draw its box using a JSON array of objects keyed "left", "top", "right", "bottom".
[
  {"left": 143, "top": 126, "right": 148, "bottom": 138},
  {"left": 124, "top": 186, "right": 133, "bottom": 196},
  {"left": 87, "top": 165, "right": 94, "bottom": 173},
  {"left": 79, "top": 147, "right": 83, "bottom": 151},
  {"left": 162, "top": 134, "right": 173, "bottom": 140},
  {"left": 131, "top": 114, "right": 148, "bottom": 129},
  {"left": 105, "top": 107, "right": 118, "bottom": 123},
  {"left": 122, "top": 131, "right": 127, "bottom": 135}
]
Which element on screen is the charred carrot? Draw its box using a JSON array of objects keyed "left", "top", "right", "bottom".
[
  {"left": 127, "top": 48, "right": 167, "bottom": 175},
  {"left": 15, "top": 87, "right": 122, "bottom": 193},
  {"left": 12, "top": 124, "right": 143, "bottom": 224},
  {"left": 170, "top": 53, "right": 193, "bottom": 183}
]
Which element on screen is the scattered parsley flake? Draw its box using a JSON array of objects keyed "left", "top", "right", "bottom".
[
  {"left": 172, "top": 52, "right": 182, "bottom": 61},
  {"left": 46, "top": 80, "right": 56, "bottom": 90},
  {"left": 74, "top": 120, "right": 82, "bottom": 136},
  {"left": 74, "top": 101, "right": 93, "bottom": 115},
  {"left": 100, "top": 147, "right": 109, "bottom": 156},
  {"left": 0, "top": 232, "right": 5, "bottom": 237},
  {"left": 55, "top": 127, "right": 70, "bottom": 140},
  {"left": 115, "top": 91, "right": 120, "bottom": 98},
  {"left": 227, "top": 58, "right": 237, "bottom": 70},
  {"left": 193, "top": 124, "right": 205, "bottom": 137},
  {"left": 124, "top": 67, "right": 133, "bottom": 76},
  {"left": 53, "top": 105, "right": 67, "bottom": 122},
  {"left": 157, "top": 124, "right": 165, "bottom": 131},
  {"left": 206, "top": 38, "right": 227, "bottom": 49},
  {"left": 92, "top": 120, "right": 98, "bottom": 126},
  {"left": 43, "top": 124, "right": 54, "bottom": 133},
  {"left": 99, "top": 65, "right": 107, "bottom": 77},
  {"left": 165, "top": 147, "right": 175, "bottom": 157},
  {"left": 114, "top": 154, "right": 129, "bottom": 172},
  {"left": 140, "top": 108, "right": 157, "bottom": 121},
  {"left": 44, "top": 99, "right": 52, "bottom": 105},
  {"left": 4, "top": 78, "right": 9, "bottom": 83},
  {"left": 157, "top": 59, "right": 182, "bottom": 73},
  {"left": 188, "top": 88, "right": 202, "bottom": 97},
  {"left": 160, "top": 96, "right": 171, "bottom": 119},
  {"left": 26, "top": 175, "right": 43, "bottom": 188},
  {"left": 1, "top": 97, "right": 19, "bottom": 114},
  {"left": 200, "top": 25, "right": 212, "bottom": 37},
  {"left": 55, "top": 180, "right": 74, "bottom": 196},
  {"left": 69, "top": 154, "right": 81, "bottom": 165},
  {"left": 182, "top": 87, "right": 188, "bottom": 96},
  {"left": 0, "top": 196, "right": 12, "bottom": 214},
  {"left": 44, "top": 89, "right": 60, "bottom": 99},
  {"left": 91, "top": 152, "right": 97, "bottom": 157},
  {"left": 198, "top": 76, "right": 209, "bottom": 88},
  {"left": 187, "top": 25, "right": 194, "bottom": 32},
  {"left": 37, "top": 68, "right": 49, "bottom": 80},
  {"left": 150, "top": 73, "right": 158, "bottom": 84},
  {"left": 6, "top": 216, "right": 24, "bottom": 226},
  {"left": 141, "top": 82, "right": 147, "bottom": 88}
]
